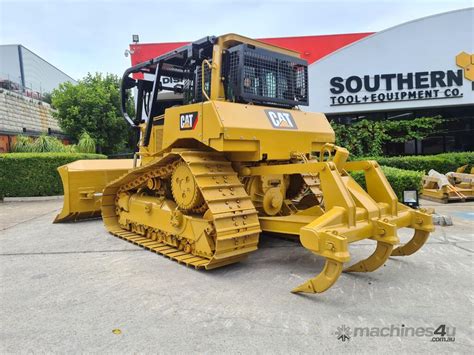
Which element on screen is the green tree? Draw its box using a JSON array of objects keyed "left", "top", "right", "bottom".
[
  {"left": 332, "top": 116, "right": 445, "bottom": 157},
  {"left": 51, "top": 73, "right": 134, "bottom": 154}
]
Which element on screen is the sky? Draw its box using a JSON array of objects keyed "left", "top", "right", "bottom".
[{"left": 0, "top": 0, "right": 472, "bottom": 80}]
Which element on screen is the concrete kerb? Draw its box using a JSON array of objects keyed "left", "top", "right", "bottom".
[{"left": 1, "top": 196, "right": 64, "bottom": 203}]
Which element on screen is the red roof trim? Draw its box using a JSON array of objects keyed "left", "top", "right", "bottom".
[{"left": 129, "top": 32, "right": 374, "bottom": 67}]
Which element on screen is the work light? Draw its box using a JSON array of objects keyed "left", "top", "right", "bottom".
[{"left": 403, "top": 190, "right": 419, "bottom": 208}]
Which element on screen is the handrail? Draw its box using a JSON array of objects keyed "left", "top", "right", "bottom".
[
  {"left": 201, "top": 59, "right": 212, "bottom": 101},
  {"left": 320, "top": 143, "right": 335, "bottom": 162}
]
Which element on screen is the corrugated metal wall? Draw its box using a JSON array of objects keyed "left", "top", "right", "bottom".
[
  {"left": 0, "top": 44, "right": 76, "bottom": 94},
  {"left": 0, "top": 45, "right": 22, "bottom": 84},
  {"left": 20, "top": 46, "right": 76, "bottom": 94}
]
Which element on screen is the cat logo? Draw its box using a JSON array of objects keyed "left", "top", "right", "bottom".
[
  {"left": 179, "top": 112, "right": 198, "bottom": 130},
  {"left": 265, "top": 110, "right": 297, "bottom": 129}
]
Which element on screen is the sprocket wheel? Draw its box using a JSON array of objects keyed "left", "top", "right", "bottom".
[{"left": 171, "top": 161, "right": 205, "bottom": 211}]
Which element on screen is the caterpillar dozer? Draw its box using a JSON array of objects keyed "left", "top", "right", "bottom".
[{"left": 54, "top": 34, "right": 434, "bottom": 293}]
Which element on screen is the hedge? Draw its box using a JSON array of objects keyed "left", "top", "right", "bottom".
[
  {"left": 0, "top": 151, "right": 464, "bottom": 202},
  {"left": 351, "top": 166, "right": 424, "bottom": 202},
  {"left": 0, "top": 153, "right": 106, "bottom": 198},
  {"left": 356, "top": 152, "right": 474, "bottom": 174}
]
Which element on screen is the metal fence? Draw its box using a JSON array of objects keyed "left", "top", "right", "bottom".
[{"left": 0, "top": 73, "right": 50, "bottom": 101}]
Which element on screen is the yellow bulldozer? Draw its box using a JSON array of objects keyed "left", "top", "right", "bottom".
[{"left": 54, "top": 34, "right": 434, "bottom": 294}]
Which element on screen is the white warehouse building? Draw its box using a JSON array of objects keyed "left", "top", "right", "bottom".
[
  {"left": 307, "top": 8, "right": 474, "bottom": 154},
  {"left": 0, "top": 44, "right": 76, "bottom": 96}
]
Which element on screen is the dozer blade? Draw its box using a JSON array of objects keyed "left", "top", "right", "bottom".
[{"left": 54, "top": 159, "right": 133, "bottom": 223}]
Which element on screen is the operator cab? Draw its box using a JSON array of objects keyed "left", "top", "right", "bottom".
[{"left": 120, "top": 35, "right": 309, "bottom": 146}]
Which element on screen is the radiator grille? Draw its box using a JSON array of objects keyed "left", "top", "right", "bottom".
[{"left": 224, "top": 44, "right": 308, "bottom": 107}]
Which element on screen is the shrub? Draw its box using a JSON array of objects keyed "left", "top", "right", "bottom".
[
  {"left": 11, "top": 134, "right": 77, "bottom": 153},
  {"left": 64, "top": 144, "right": 78, "bottom": 153},
  {"left": 11, "top": 135, "right": 34, "bottom": 152},
  {"left": 435, "top": 152, "right": 474, "bottom": 172},
  {"left": 31, "top": 135, "right": 66, "bottom": 152},
  {"left": 0, "top": 153, "right": 106, "bottom": 198},
  {"left": 356, "top": 152, "right": 474, "bottom": 174},
  {"left": 351, "top": 166, "right": 424, "bottom": 201},
  {"left": 333, "top": 116, "right": 444, "bottom": 157},
  {"left": 76, "top": 131, "right": 96, "bottom": 153}
]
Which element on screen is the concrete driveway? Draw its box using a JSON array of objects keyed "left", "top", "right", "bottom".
[{"left": 0, "top": 199, "right": 473, "bottom": 353}]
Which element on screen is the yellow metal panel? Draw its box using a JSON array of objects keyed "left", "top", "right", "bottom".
[
  {"left": 205, "top": 101, "right": 335, "bottom": 160},
  {"left": 54, "top": 159, "right": 133, "bottom": 222},
  {"left": 162, "top": 103, "right": 203, "bottom": 148},
  {"left": 161, "top": 100, "right": 335, "bottom": 161}
]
